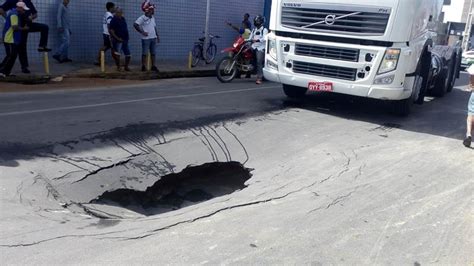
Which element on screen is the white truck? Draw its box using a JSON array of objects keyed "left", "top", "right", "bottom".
[{"left": 263, "top": 0, "right": 461, "bottom": 115}]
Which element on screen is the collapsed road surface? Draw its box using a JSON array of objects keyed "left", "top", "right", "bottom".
[{"left": 0, "top": 77, "right": 473, "bottom": 264}]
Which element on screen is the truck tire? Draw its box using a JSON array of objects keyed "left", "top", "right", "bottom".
[
  {"left": 391, "top": 98, "right": 412, "bottom": 116},
  {"left": 415, "top": 51, "right": 432, "bottom": 105},
  {"left": 447, "top": 56, "right": 456, "bottom": 93},
  {"left": 455, "top": 47, "right": 462, "bottom": 79},
  {"left": 283, "top": 84, "right": 307, "bottom": 98},
  {"left": 431, "top": 65, "right": 450, "bottom": 97}
]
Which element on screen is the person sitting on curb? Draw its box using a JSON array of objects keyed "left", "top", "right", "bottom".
[
  {"left": 134, "top": 1, "right": 160, "bottom": 72},
  {"left": 109, "top": 7, "right": 131, "bottom": 72},
  {"left": 0, "top": 0, "right": 51, "bottom": 74},
  {"left": 464, "top": 64, "right": 474, "bottom": 148},
  {"left": 53, "top": 0, "right": 72, "bottom": 63},
  {"left": 0, "top": 2, "right": 29, "bottom": 77}
]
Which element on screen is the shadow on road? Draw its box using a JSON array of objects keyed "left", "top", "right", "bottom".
[
  {"left": 265, "top": 79, "right": 470, "bottom": 143},
  {"left": 0, "top": 76, "right": 470, "bottom": 167},
  {"left": 0, "top": 111, "right": 279, "bottom": 167}
]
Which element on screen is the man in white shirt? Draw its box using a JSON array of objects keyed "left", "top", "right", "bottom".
[
  {"left": 95, "top": 2, "right": 115, "bottom": 65},
  {"left": 134, "top": 2, "right": 160, "bottom": 72},
  {"left": 248, "top": 15, "right": 268, "bottom": 84}
]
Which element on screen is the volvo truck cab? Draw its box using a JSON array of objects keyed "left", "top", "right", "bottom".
[{"left": 264, "top": 0, "right": 459, "bottom": 115}]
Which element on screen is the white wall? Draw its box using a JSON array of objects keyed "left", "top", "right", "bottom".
[{"left": 443, "top": 0, "right": 466, "bottom": 22}]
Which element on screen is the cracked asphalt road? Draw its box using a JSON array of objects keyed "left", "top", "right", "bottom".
[{"left": 0, "top": 76, "right": 473, "bottom": 264}]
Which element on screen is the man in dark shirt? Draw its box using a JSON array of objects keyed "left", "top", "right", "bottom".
[
  {"left": 242, "top": 13, "right": 252, "bottom": 30},
  {"left": 0, "top": 2, "right": 29, "bottom": 77},
  {"left": 109, "top": 7, "right": 131, "bottom": 71},
  {"left": 0, "top": 0, "right": 51, "bottom": 73}
]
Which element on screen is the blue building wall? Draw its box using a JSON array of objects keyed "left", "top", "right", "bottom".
[
  {"left": 0, "top": 0, "right": 265, "bottom": 62},
  {"left": 263, "top": 0, "right": 272, "bottom": 28}
]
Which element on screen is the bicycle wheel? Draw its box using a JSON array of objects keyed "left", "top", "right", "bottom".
[
  {"left": 191, "top": 45, "right": 202, "bottom": 67},
  {"left": 205, "top": 44, "right": 217, "bottom": 64}
]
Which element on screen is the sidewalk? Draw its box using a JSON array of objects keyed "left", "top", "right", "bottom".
[{"left": 0, "top": 58, "right": 216, "bottom": 92}]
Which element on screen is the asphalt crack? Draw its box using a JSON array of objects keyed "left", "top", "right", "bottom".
[
  {"left": 223, "top": 124, "right": 249, "bottom": 165},
  {"left": 40, "top": 153, "right": 90, "bottom": 172},
  {"left": 102, "top": 179, "right": 321, "bottom": 241},
  {"left": 208, "top": 126, "right": 232, "bottom": 162},
  {"left": 308, "top": 191, "right": 355, "bottom": 214},
  {"left": 71, "top": 154, "right": 141, "bottom": 184},
  {"left": 0, "top": 182, "right": 318, "bottom": 248},
  {"left": 0, "top": 231, "right": 125, "bottom": 248},
  {"left": 354, "top": 164, "right": 367, "bottom": 180}
]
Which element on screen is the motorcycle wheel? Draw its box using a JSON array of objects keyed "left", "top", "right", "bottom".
[{"left": 216, "top": 56, "right": 237, "bottom": 83}]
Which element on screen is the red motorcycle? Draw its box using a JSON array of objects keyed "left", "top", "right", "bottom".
[{"left": 216, "top": 36, "right": 254, "bottom": 83}]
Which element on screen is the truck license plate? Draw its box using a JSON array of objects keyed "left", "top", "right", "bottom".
[{"left": 308, "top": 82, "right": 333, "bottom": 92}]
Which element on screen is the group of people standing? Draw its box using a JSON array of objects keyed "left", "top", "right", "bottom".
[
  {"left": 97, "top": 1, "right": 160, "bottom": 72},
  {"left": 1, "top": 0, "right": 267, "bottom": 82},
  {"left": 0, "top": 0, "right": 160, "bottom": 76},
  {"left": 0, "top": 0, "right": 50, "bottom": 77}
]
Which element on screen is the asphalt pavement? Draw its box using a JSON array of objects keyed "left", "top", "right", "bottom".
[
  {"left": 0, "top": 76, "right": 473, "bottom": 264},
  {"left": 0, "top": 78, "right": 283, "bottom": 145}
]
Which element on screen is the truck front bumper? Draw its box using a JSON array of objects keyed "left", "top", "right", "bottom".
[{"left": 263, "top": 66, "right": 413, "bottom": 101}]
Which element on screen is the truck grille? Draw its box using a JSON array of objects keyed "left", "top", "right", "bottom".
[
  {"left": 281, "top": 6, "right": 390, "bottom": 36},
  {"left": 292, "top": 61, "right": 357, "bottom": 81},
  {"left": 295, "top": 43, "right": 359, "bottom": 62}
]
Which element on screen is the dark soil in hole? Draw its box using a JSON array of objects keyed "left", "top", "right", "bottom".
[{"left": 90, "top": 162, "right": 252, "bottom": 215}]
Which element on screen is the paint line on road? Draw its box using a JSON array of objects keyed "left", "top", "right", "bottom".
[
  {"left": 0, "top": 85, "right": 279, "bottom": 117},
  {"left": 0, "top": 83, "right": 208, "bottom": 97}
]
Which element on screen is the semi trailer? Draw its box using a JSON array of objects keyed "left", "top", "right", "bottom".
[{"left": 263, "top": 0, "right": 462, "bottom": 115}]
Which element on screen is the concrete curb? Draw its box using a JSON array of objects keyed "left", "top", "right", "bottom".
[
  {"left": 0, "top": 75, "right": 51, "bottom": 85},
  {"left": 0, "top": 68, "right": 215, "bottom": 86},
  {"left": 70, "top": 69, "right": 216, "bottom": 80}
]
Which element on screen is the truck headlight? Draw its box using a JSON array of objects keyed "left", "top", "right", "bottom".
[
  {"left": 268, "top": 38, "right": 277, "bottom": 61},
  {"left": 378, "top": 48, "right": 400, "bottom": 74}
]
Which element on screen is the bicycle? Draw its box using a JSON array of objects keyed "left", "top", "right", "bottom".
[{"left": 191, "top": 34, "right": 220, "bottom": 67}]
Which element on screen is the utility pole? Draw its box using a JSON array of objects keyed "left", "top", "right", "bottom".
[
  {"left": 204, "top": 0, "right": 211, "bottom": 60},
  {"left": 462, "top": 0, "right": 473, "bottom": 51}
]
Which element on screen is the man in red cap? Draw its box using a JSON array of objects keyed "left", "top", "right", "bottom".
[
  {"left": 141, "top": 0, "right": 154, "bottom": 12},
  {"left": 134, "top": 1, "right": 160, "bottom": 72}
]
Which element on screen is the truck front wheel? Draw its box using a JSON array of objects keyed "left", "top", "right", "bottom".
[
  {"left": 391, "top": 98, "right": 412, "bottom": 116},
  {"left": 447, "top": 55, "right": 457, "bottom": 93},
  {"left": 283, "top": 84, "right": 307, "bottom": 98}
]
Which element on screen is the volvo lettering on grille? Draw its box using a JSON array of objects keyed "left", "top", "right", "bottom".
[{"left": 302, "top": 12, "right": 363, "bottom": 29}]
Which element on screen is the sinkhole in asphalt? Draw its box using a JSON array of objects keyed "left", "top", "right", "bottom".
[{"left": 90, "top": 162, "right": 252, "bottom": 216}]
